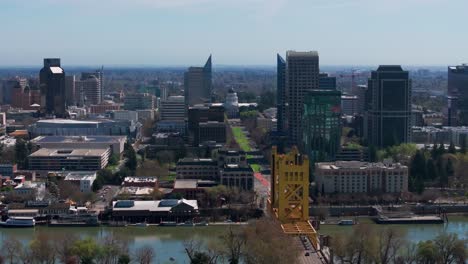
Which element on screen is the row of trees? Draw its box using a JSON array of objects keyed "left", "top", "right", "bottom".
[
  {"left": 331, "top": 225, "right": 466, "bottom": 264},
  {"left": 410, "top": 143, "right": 462, "bottom": 193},
  {"left": 0, "top": 139, "right": 33, "bottom": 169},
  {"left": 183, "top": 217, "right": 299, "bottom": 264},
  {"left": 0, "top": 232, "right": 154, "bottom": 264},
  {"left": 0, "top": 218, "right": 298, "bottom": 264}
]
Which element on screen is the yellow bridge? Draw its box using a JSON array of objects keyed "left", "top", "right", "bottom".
[{"left": 270, "top": 146, "right": 319, "bottom": 249}]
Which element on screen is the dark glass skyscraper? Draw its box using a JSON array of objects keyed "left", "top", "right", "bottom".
[
  {"left": 319, "top": 73, "right": 337, "bottom": 90},
  {"left": 302, "top": 89, "right": 342, "bottom": 163},
  {"left": 448, "top": 64, "right": 468, "bottom": 125},
  {"left": 276, "top": 54, "right": 286, "bottom": 133},
  {"left": 366, "top": 65, "right": 411, "bottom": 148},
  {"left": 184, "top": 55, "right": 212, "bottom": 108},
  {"left": 39, "top": 58, "right": 66, "bottom": 117}
]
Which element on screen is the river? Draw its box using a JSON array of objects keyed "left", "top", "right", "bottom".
[{"left": 0, "top": 217, "right": 466, "bottom": 263}]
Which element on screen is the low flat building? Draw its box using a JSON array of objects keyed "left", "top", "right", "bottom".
[
  {"left": 176, "top": 158, "right": 219, "bottom": 181},
  {"left": 122, "top": 176, "right": 158, "bottom": 188},
  {"left": 315, "top": 161, "right": 408, "bottom": 194},
  {"left": 14, "top": 181, "right": 46, "bottom": 199},
  {"left": 220, "top": 164, "right": 254, "bottom": 191},
  {"left": 111, "top": 199, "right": 198, "bottom": 223},
  {"left": 28, "top": 119, "right": 136, "bottom": 137},
  {"left": 29, "top": 148, "right": 110, "bottom": 171},
  {"left": 173, "top": 179, "right": 217, "bottom": 199},
  {"left": 31, "top": 135, "right": 127, "bottom": 155},
  {"left": 64, "top": 172, "right": 97, "bottom": 192},
  {"left": 216, "top": 149, "right": 247, "bottom": 167}
]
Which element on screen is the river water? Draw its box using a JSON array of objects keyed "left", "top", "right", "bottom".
[{"left": 0, "top": 217, "right": 466, "bottom": 263}]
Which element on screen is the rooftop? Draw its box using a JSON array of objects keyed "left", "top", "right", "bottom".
[
  {"left": 30, "top": 148, "right": 109, "bottom": 157},
  {"left": 50, "top": 67, "right": 63, "bottom": 74},
  {"left": 316, "top": 161, "right": 407, "bottom": 170},
  {"left": 31, "top": 135, "right": 126, "bottom": 144},
  {"left": 112, "top": 199, "right": 198, "bottom": 211}
]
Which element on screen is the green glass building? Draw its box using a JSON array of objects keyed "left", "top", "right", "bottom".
[{"left": 302, "top": 89, "right": 342, "bottom": 163}]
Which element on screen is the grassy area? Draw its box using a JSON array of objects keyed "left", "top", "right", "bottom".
[
  {"left": 231, "top": 127, "right": 251, "bottom": 151},
  {"left": 251, "top": 164, "right": 261, "bottom": 173},
  {"left": 159, "top": 173, "right": 176, "bottom": 182}
]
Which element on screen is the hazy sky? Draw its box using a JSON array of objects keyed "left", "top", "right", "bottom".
[{"left": 1, "top": 0, "right": 467, "bottom": 66}]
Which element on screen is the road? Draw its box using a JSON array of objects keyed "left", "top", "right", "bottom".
[{"left": 91, "top": 185, "right": 120, "bottom": 212}]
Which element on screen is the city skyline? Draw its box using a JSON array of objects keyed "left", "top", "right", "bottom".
[{"left": 2, "top": 0, "right": 468, "bottom": 66}]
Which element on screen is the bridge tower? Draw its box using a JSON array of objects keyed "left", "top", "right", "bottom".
[{"left": 270, "top": 146, "right": 319, "bottom": 248}]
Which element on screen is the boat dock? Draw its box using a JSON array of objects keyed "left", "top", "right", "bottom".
[{"left": 375, "top": 215, "right": 444, "bottom": 224}]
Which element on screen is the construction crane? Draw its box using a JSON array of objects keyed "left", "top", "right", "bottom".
[{"left": 339, "top": 69, "right": 368, "bottom": 92}]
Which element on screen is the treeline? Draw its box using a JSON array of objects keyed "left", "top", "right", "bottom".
[
  {"left": 0, "top": 218, "right": 300, "bottom": 264},
  {"left": 331, "top": 225, "right": 466, "bottom": 264},
  {"left": 410, "top": 142, "right": 462, "bottom": 193}
]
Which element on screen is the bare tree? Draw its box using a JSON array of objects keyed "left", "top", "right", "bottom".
[
  {"left": 376, "top": 227, "right": 405, "bottom": 264},
  {"left": 29, "top": 232, "right": 57, "bottom": 264},
  {"left": 221, "top": 227, "right": 246, "bottom": 264},
  {"left": 183, "top": 239, "right": 220, "bottom": 264},
  {"left": 433, "top": 233, "right": 466, "bottom": 264},
  {"left": 133, "top": 245, "right": 154, "bottom": 264},
  {"left": 3, "top": 237, "right": 22, "bottom": 264}
]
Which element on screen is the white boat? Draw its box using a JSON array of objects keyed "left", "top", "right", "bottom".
[
  {"left": 338, "top": 219, "right": 355, "bottom": 225},
  {"left": 134, "top": 222, "right": 149, "bottom": 227},
  {"left": 0, "top": 217, "right": 35, "bottom": 227}
]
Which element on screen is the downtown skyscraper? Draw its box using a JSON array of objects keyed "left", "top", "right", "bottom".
[
  {"left": 366, "top": 65, "right": 412, "bottom": 148},
  {"left": 447, "top": 64, "right": 468, "bottom": 125},
  {"left": 39, "top": 58, "right": 66, "bottom": 117},
  {"left": 184, "top": 55, "right": 212, "bottom": 108},
  {"left": 277, "top": 51, "right": 320, "bottom": 146}
]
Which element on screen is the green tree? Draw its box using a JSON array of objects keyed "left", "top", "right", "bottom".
[
  {"left": 410, "top": 150, "right": 426, "bottom": 193},
  {"left": 426, "top": 159, "right": 438, "bottom": 181},
  {"left": 437, "top": 157, "right": 448, "bottom": 188},
  {"left": 417, "top": 240, "right": 437, "bottom": 264},
  {"left": 117, "top": 254, "right": 130, "bottom": 264},
  {"left": 14, "top": 139, "right": 29, "bottom": 169},
  {"left": 124, "top": 142, "right": 137, "bottom": 172},
  {"left": 460, "top": 138, "right": 467, "bottom": 154},
  {"left": 431, "top": 143, "right": 439, "bottom": 159},
  {"left": 108, "top": 154, "right": 119, "bottom": 166},
  {"left": 71, "top": 238, "right": 102, "bottom": 264},
  {"left": 448, "top": 142, "right": 456, "bottom": 154}
]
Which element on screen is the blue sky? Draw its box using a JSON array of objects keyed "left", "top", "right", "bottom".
[{"left": 1, "top": 0, "right": 467, "bottom": 66}]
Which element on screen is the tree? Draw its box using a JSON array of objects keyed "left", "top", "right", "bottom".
[
  {"left": 460, "top": 138, "right": 467, "bottom": 154},
  {"left": 431, "top": 143, "right": 439, "bottom": 159},
  {"left": 433, "top": 233, "right": 466, "bottom": 264},
  {"left": 29, "top": 232, "right": 57, "bottom": 264},
  {"left": 124, "top": 142, "right": 137, "bottom": 172},
  {"left": 410, "top": 150, "right": 426, "bottom": 193},
  {"left": 368, "top": 145, "right": 377, "bottom": 162},
  {"left": 71, "top": 238, "right": 102, "bottom": 264},
  {"left": 376, "top": 228, "right": 405, "bottom": 264},
  {"left": 417, "top": 240, "right": 437, "bottom": 264},
  {"left": 108, "top": 154, "right": 119, "bottom": 166},
  {"left": 15, "top": 139, "right": 29, "bottom": 169},
  {"left": 133, "top": 245, "right": 154, "bottom": 264},
  {"left": 3, "top": 237, "right": 22, "bottom": 264},
  {"left": 426, "top": 159, "right": 438, "bottom": 181},
  {"left": 448, "top": 142, "right": 456, "bottom": 154},
  {"left": 221, "top": 227, "right": 245, "bottom": 264},
  {"left": 183, "top": 239, "right": 219, "bottom": 264},
  {"left": 117, "top": 255, "right": 130, "bottom": 264}
]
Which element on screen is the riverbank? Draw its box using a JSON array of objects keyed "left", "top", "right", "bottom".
[{"left": 318, "top": 216, "right": 468, "bottom": 243}]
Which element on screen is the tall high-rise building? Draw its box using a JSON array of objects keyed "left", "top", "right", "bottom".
[
  {"left": 448, "top": 64, "right": 468, "bottom": 125},
  {"left": 302, "top": 90, "right": 342, "bottom": 163},
  {"left": 39, "top": 58, "right": 66, "bottom": 117},
  {"left": 76, "top": 74, "right": 101, "bottom": 105},
  {"left": 160, "top": 96, "right": 186, "bottom": 121},
  {"left": 277, "top": 51, "right": 320, "bottom": 145},
  {"left": 123, "top": 93, "right": 155, "bottom": 110},
  {"left": 82, "top": 69, "right": 104, "bottom": 101},
  {"left": 1, "top": 77, "right": 28, "bottom": 104},
  {"left": 366, "top": 65, "right": 411, "bottom": 148},
  {"left": 276, "top": 54, "right": 286, "bottom": 133},
  {"left": 184, "top": 55, "right": 212, "bottom": 107},
  {"left": 65, "top": 75, "right": 76, "bottom": 106},
  {"left": 319, "top": 73, "right": 337, "bottom": 90}
]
